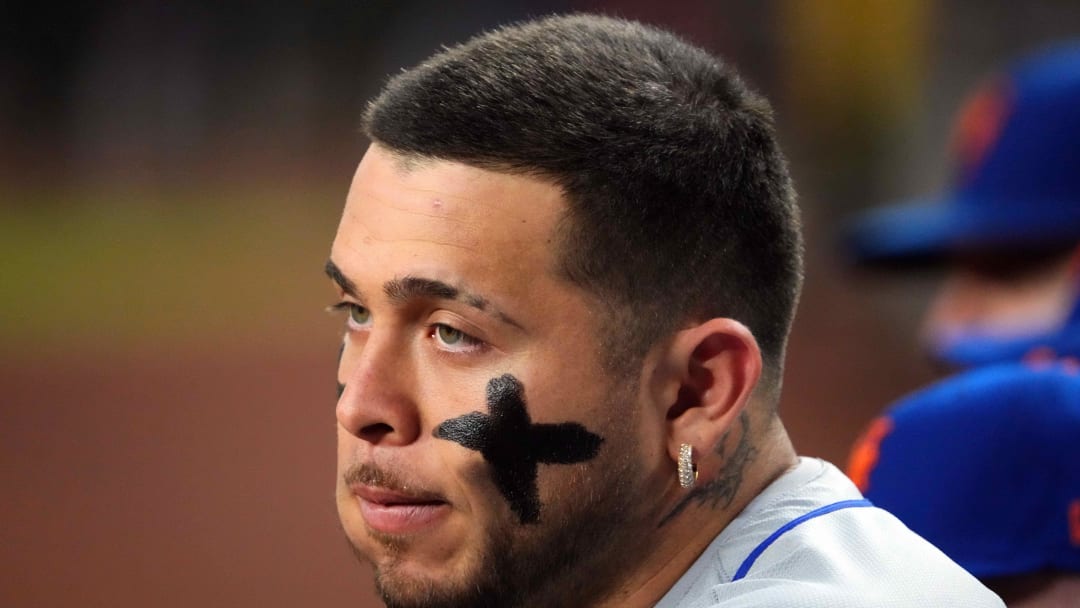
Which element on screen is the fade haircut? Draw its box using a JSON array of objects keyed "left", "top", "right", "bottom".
[{"left": 363, "top": 14, "right": 803, "bottom": 391}]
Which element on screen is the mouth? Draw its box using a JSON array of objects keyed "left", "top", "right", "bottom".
[{"left": 351, "top": 484, "right": 451, "bottom": 535}]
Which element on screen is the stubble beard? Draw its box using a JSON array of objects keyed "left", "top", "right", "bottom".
[{"left": 350, "top": 393, "right": 651, "bottom": 608}]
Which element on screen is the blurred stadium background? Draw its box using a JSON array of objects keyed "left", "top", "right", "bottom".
[{"left": 3, "top": 1, "right": 1079, "bottom": 605}]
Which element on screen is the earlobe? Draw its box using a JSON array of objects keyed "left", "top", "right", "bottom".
[{"left": 1066, "top": 244, "right": 1080, "bottom": 279}]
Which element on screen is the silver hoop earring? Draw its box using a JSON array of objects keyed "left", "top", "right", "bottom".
[{"left": 678, "top": 443, "right": 698, "bottom": 488}]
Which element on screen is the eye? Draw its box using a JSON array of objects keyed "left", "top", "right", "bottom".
[
  {"left": 329, "top": 302, "right": 371, "bottom": 329},
  {"left": 435, "top": 324, "right": 466, "bottom": 345},
  {"left": 347, "top": 303, "right": 370, "bottom": 326},
  {"left": 432, "top": 323, "right": 484, "bottom": 352}
]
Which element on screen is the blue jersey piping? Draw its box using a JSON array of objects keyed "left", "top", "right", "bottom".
[{"left": 731, "top": 498, "right": 874, "bottom": 581}]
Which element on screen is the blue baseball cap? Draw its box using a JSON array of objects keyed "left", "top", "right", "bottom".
[
  {"left": 845, "top": 41, "right": 1080, "bottom": 366},
  {"left": 847, "top": 41, "right": 1080, "bottom": 263},
  {"left": 848, "top": 363, "right": 1080, "bottom": 579}
]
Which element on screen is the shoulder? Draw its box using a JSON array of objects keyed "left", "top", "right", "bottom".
[
  {"left": 686, "top": 575, "right": 1003, "bottom": 608},
  {"left": 659, "top": 459, "right": 1004, "bottom": 608},
  {"left": 711, "top": 504, "right": 1003, "bottom": 607},
  {"left": 679, "top": 505, "right": 1003, "bottom": 607}
]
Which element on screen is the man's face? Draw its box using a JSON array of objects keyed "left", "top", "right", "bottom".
[
  {"left": 921, "top": 251, "right": 1078, "bottom": 350},
  {"left": 329, "top": 145, "right": 667, "bottom": 607}
]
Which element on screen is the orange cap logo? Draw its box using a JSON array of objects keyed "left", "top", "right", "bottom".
[
  {"left": 1069, "top": 499, "right": 1080, "bottom": 547},
  {"left": 950, "top": 78, "right": 1013, "bottom": 186},
  {"left": 846, "top": 417, "right": 894, "bottom": 493}
]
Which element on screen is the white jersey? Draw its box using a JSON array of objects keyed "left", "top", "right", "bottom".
[{"left": 655, "top": 458, "right": 1003, "bottom": 608}]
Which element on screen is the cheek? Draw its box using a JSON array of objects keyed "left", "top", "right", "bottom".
[
  {"left": 531, "top": 419, "right": 650, "bottom": 525},
  {"left": 415, "top": 368, "right": 492, "bottom": 433},
  {"left": 522, "top": 363, "right": 606, "bottom": 415}
]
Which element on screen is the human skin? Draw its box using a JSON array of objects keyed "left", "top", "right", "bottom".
[
  {"left": 986, "top": 572, "right": 1080, "bottom": 607},
  {"left": 330, "top": 144, "right": 671, "bottom": 607},
  {"left": 328, "top": 144, "right": 796, "bottom": 607},
  {"left": 431, "top": 372, "right": 605, "bottom": 524},
  {"left": 922, "top": 253, "right": 1080, "bottom": 348}
]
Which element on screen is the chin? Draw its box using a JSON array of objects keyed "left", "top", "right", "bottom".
[
  {"left": 373, "top": 565, "right": 487, "bottom": 608},
  {"left": 339, "top": 504, "right": 492, "bottom": 608},
  {"left": 348, "top": 528, "right": 500, "bottom": 608}
]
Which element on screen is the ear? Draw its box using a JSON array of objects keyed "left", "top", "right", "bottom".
[
  {"left": 651, "top": 318, "right": 763, "bottom": 468},
  {"left": 1066, "top": 244, "right": 1080, "bottom": 280}
]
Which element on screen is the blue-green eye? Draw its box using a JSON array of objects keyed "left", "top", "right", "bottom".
[
  {"left": 435, "top": 324, "right": 465, "bottom": 345},
  {"left": 348, "top": 304, "right": 370, "bottom": 325},
  {"left": 330, "top": 302, "right": 370, "bottom": 327},
  {"left": 432, "top": 324, "right": 485, "bottom": 353}
]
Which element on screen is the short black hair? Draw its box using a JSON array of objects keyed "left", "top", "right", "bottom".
[{"left": 364, "top": 14, "right": 803, "bottom": 387}]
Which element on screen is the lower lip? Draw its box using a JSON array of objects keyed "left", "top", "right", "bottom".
[{"left": 358, "top": 499, "right": 450, "bottom": 535}]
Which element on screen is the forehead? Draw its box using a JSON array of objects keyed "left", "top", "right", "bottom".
[{"left": 332, "top": 145, "right": 569, "bottom": 299}]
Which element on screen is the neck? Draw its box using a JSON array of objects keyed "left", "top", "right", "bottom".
[{"left": 594, "top": 417, "right": 799, "bottom": 607}]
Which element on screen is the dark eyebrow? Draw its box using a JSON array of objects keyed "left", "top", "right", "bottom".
[
  {"left": 325, "top": 259, "right": 358, "bottom": 298},
  {"left": 384, "top": 275, "right": 522, "bottom": 329},
  {"left": 385, "top": 276, "right": 460, "bottom": 303}
]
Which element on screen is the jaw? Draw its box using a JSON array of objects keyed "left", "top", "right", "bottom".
[{"left": 340, "top": 455, "right": 660, "bottom": 608}]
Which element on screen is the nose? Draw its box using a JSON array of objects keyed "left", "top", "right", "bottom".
[{"left": 335, "top": 332, "right": 421, "bottom": 446}]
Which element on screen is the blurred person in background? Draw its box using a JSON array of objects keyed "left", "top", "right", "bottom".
[
  {"left": 846, "top": 42, "right": 1080, "bottom": 369},
  {"left": 845, "top": 42, "right": 1080, "bottom": 607},
  {"left": 324, "top": 14, "right": 1001, "bottom": 608},
  {"left": 847, "top": 362, "right": 1080, "bottom": 607}
]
